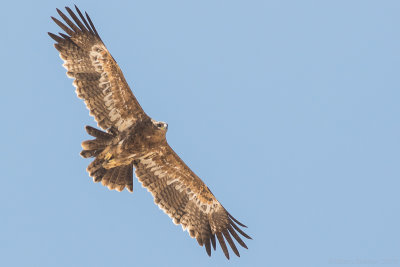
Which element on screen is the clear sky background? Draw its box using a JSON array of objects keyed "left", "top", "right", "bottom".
[{"left": 1, "top": 1, "right": 399, "bottom": 266}]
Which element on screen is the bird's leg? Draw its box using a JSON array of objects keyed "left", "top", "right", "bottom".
[{"left": 104, "top": 152, "right": 113, "bottom": 161}]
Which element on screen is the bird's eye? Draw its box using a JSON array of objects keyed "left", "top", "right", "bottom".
[{"left": 157, "top": 123, "right": 163, "bottom": 128}]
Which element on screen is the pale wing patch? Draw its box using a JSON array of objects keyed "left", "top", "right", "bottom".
[
  {"left": 89, "top": 45, "right": 134, "bottom": 132},
  {"left": 135, "top": 154, "right": 219, "bottom": 225},
  {"left": 59, "top": 43, "right": 134, "bottom": 132}
]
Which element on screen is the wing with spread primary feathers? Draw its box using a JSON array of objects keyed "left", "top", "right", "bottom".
[
  {"left": 49, "top": 6, "right": 148, "bottom": 132},
  {"left": 134, "top": 144, "right": 251, "bottom": 259}
]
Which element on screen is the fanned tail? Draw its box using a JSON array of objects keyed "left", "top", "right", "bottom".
[{"left": 81, "top": 126, "right": 133, "bottom": 192}]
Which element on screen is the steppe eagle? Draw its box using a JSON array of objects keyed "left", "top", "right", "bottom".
[{"left": 49, "top": 6, "right": 251, "bottom": 259}]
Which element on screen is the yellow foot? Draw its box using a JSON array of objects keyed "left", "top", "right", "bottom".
[
  {"left": 104, "top": 159, "right": 118, "bottom": 168},
  {"left": 104, "top": 152, "right": 113, "bottom": 161}
]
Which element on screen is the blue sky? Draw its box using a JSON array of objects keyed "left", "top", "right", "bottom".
[{"left": 1, "top": 1, "right": 399, "bottom": 266}]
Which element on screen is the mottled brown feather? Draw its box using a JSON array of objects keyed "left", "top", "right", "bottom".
[
  {"left": 134, "top": 144, "right": 250, "bottom": 259},
  {"left": 50, "top": 7, "right": 148, "bottom": 132}
]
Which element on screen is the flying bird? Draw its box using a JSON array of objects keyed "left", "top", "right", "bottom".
[{"left": 49, "top": 5, "right": 251, "bottom": 259}]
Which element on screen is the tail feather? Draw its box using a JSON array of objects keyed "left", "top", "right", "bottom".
[
  {"left": 81, "top": 139, "right": 110, "bottom": 150},
  {"left": 109, "top": 165, "right": 133, "bottom": 192},
  {"left": 93, "top": 168, "right": 106, "bottom": 183},
  {"left": 114, "top": 166, "right": 126, "bottom": 191},
  {"left": 82, "top": 125, "right": 134, "bottom": 192},
  {"left": 115, "top": 165, "right": 133, "bottom": 192},
  {"left": 85, "top": 125, "right": 113, "bottom": 139},
  {"left": 81, "top": 125, "right": 113, "bottom": 153},
  {"left": 87, "top": 157, "right": 104, "bottom": 176},
  {"left": 126, "top": 167, "right": 134, "bottom": 192},
  {"left": 107, "top": 167, "right": 120, "bottom": 190},
  {"left": 102, "top": 167, "right": 115, "bottom": 187},
  {"left": 80, "top": 149, "right": 101, "bottom": 158}
]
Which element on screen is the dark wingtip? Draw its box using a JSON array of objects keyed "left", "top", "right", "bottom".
[
  {"left": 48, "top": 32, "right": 62, "bottom": 42},
  {"left": 227, "top": 224, "right": 248, "bottom": 249},
  {"left": 84, "top": 10, "right": 100, "bottom": 38},
  {"left": 73, "top": 5, "right": 94, "bottom": 35},
  {"left": 210, "top": 234, "right": 216, "bottom": 250},
  {"left": 227, "top": 212, "right": 248, "bottom": 228},
  {"left": 204, "top": 238, "right": 211, "bottom": 257},
  {"left": 216, "top": 232, "right": 230, "bottom": 260},
  {"left": 74, "top": 5, "right": 83, "bottom": 16},
  {"left": 229, "top": 217, "right": 252, "bottom": 240},
  {"left": 222, "top": 229, "right": 240, "bottom": 257}
]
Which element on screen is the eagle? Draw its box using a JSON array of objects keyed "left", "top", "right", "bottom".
[{"left": 49, "top": 5, "right": 251, "bottom": 259}]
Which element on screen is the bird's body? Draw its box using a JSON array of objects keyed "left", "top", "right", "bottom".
[
  {"left": 49, "top": 5, "right": 251, "bottom": 259},
  {"left": 82, "top": 118, "right": 167, "bottom": 168}
]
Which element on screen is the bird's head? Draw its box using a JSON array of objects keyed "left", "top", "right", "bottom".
[{"left": 151, "top": 119, "right": 168, "bottom": 133}]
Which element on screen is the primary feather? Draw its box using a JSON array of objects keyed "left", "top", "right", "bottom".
[{"left": 49, "top": 5, "right": 251, "bottom": 259}]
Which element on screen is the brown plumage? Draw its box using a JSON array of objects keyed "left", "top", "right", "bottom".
[{"left": 49, "top": 5, "right": 251, "bottom": 259}]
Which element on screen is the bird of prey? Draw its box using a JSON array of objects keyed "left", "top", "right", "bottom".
[{"left": 49, "top": 5, "right": 251, "bottom": 259}]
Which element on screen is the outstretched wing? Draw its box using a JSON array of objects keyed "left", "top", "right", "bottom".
[
  {"left": 49, "top": 6, "right": 148, "bottom": 132},
  {"left": 134, "top": 144, "right": 251, "bottom": 259}
]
